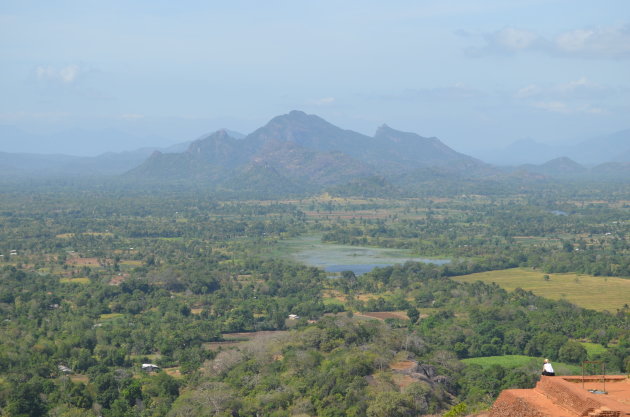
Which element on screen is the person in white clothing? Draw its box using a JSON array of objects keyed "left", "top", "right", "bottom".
[{"left": 542, "top": 358, "right": 555, "bottom": 376}]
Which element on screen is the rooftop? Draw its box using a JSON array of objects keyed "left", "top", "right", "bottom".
[{"left": 490, "top": 375, "right": 630, "bottom": 417}]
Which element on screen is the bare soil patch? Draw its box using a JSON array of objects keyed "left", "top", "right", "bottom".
[
  {"left": 109, "top": 274, "right": 128, "bottom": 285},
  {"left": 204, "top": 330, "right": 288, "bottom": 351},
  {"left": 69, "top": 374, "right": 89, "bottom": 383},
  {"left": 390, "top": 360, "right": 416, "bottom": 371},
  {"left": 392, "top": 373, "right": 416, "bottom": 388},
  {"left": 163, "top": 367, "right": 183, "bottom": 379},
  {"left": 356, "top": 311, "right": 409, "bottom": 320}
]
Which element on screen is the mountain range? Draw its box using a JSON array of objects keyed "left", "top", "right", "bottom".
[
  {"left": 126, "top": 110, "right": 492, "bottom": 189},
  {"left": 0, "top": 111, "right": 628, "bottom": 193},
  {"left": 478, "top": 129, "right": 630, "bottom": 166}
]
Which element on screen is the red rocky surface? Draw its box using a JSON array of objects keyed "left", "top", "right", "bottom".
[{"left": 490, "top": 376, "right": 630, "bottom": 417}]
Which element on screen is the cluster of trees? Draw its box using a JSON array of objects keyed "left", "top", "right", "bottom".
[
  {"left": 0, "top": 254, "right": 328, "bottom": 416},
  {"left": 169, "top": 318, "right": 455, "bottom": 417},
  {"left": 332, "top": 262, "right": 629, "bottom": 367}
]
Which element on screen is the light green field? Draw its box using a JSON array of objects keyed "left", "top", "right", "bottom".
[
  {"left": 454, "top": 268, "right": 630, "bottom": 312},
  {"left": 60, "top": 277, "right": 90, "bottom": 284},
  {"left": 462, "top": 355, "right": 538, "bottom": 368},
  {"left": 120, "top": 260, "right": 143, "bottom": 266},
  {"left": 99, "top": 313, "right": 124, "bottom": 321},
  {"left": 462, "top": 355, "right": 582, "bottom": 374},
  {"left": 580, "top": 342, "right": 608, "bottom": 359}
]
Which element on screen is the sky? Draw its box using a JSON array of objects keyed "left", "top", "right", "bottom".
[{"left": 1, "top": 0, "right": 630, "bottom": 156}]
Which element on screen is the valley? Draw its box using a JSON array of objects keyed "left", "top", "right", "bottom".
[{"left": 0, "top": 182, "right": 628, "bottom": 416}]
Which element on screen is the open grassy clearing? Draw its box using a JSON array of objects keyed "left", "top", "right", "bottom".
[
  {"left": 69, "top": 374, "right": 90, "bottom": 383},
  {"left": 580, "top": 342, "right": 608, "bottom": 359},
  {"left": 60, "top": 277, "right": 90, "bottom": 284},
  {"left": 55, "top": 232, "right": 114, "bottom": 238},
  {"left": 120, "top": 260, "right": 143, "bottom": 266},
  {"left": 322, "top": 289, "right": 392, "bottom": 303},
  {"left": 204, "top": 330, "right": 288, "bottom": 351},
  {"left": 99, "top": 313, "right": 124, "bottom": 321},
  {"left": 453, "top": 268, "right": 630, "bottom": 312},
  {"left": 462, "top": 355, "right": 537, "bottom": 368},
  {"left": 355, "top": 311, "right": 409, "bottom": 320},
  {"left": 163, "top": 367, "right": 183, "bottom": 379},
  {"left": 462, "top": 355, "right": 582, "bottom": 374}
]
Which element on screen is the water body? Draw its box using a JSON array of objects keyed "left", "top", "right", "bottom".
[{"left": 284, "top": 235, "right": 450, "bottom": 275}]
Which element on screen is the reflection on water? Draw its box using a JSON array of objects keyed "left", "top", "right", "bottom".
[
  {"left": 325, "top": 264, "right": 397, "bottom": 275},
  {"left": 287, "top": 236, "right": 450, "bottom": 275}
]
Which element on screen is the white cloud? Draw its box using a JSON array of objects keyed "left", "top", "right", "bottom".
[
  {"left": 555, "top": 29, "right": 595, "bottom": 52},
  {"left": 553, "top": 25, "right": 630, "bottom": 58},
  {"left": 516, "top": 77, "right": 611, "bottom": 101},
  {"left": 518, "top": 77, "right": 612, "bottom": 115},
  {"left": 35, "top": 65, "right": 83, "bottom": 84},
  {"left": 492, "top": 27, "right": 539, "bottom": 51},
  {"left": 466, "top": 27, "right": 542, "bottom": 56},
  {"left": 468, "top": 23, "right": 630, "bottom": 59},
  {"left": 59, "top": 65, "right": 80, "bottom": 83},
  {"left": 532, "top": 101, "right": 605, "bottom": 114},
  {"left": 515, "top": 84, "right": 542, "bottom": 99},
  {"left": 555, "top": 77, "right": 609, "bottom": 99}
]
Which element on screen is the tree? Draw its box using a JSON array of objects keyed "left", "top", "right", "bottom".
[
  {"left": 558, "top": 341, "right": 587, "bottom": 364},
  {"left": 366, "top": 391, "right": 415, "bottom": 417},
  {"left": 444, "top": 403, "right": 468, "bottom": 417},
  {"left": 5, "top": 378, "right": 49, "bottom": 417},
  {"left": 406, "top": 307, "right": 420, "bottom": 324}
]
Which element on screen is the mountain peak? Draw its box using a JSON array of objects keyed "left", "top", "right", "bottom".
[
  {"left": 246, "top": 110, "right": 368, "bottom": 155},
  {"left": 270, "top": 110, "right": 327, "bottom": 127},
  {"left": 375, "top": 124, "right": 393, "bottom": 135},
  {"left": 288, "top": 110, "right": 308, "bottom": 118}
]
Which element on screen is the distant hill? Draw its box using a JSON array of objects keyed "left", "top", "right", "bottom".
[
  {"left": 507, "top": 156, "right": 630, "bottom": 181},
  {"left": 2, "top": 112, "right": 628, "bottom": 192},
  {"left": 482, "top": 128, "right": 630, "bottom": 166},
  {"left": 591, "top": 162, "right": 630, "bottom": 179},
  {"left": 0, "top": 142, "right": 193, "bottom": 178},
  {"left": 128, "top": 130, "right": 249, "bottom": 182},
  {"left": 612, "top": 145, "right": 630, "bottom": 163},
  {"left": 363, "top": 124, "right": 486, "bottom": 174},
  {"left": 479, "top": 139, "right": 560, "bottom": 165},
  {"left": 0, "top": 125, "right": 169, "bottom": 156},
  {"left": 127, "top": 110, "right": 489, "bottom": 192},
  {"left": 569, "top": 129, "right": 630, "bottom": 165},
  {"left": 518, "top": 157, "right": 587, "bottom": 177}
]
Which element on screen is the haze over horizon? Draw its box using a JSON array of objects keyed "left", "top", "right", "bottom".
[{"left": 2, "top": 1, "right": 630, "bottom": 157}]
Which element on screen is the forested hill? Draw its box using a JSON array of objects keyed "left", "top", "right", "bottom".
[{"left": 125, "top": 110, "right": 490, "bottom": 189}]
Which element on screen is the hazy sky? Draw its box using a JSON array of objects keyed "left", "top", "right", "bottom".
[{"left": 1, "top": 0, "right": 629, "bottom": 155}]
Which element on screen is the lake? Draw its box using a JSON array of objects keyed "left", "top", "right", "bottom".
[{"left": 282, "top": 235, "right": 450, "bottom": 275}]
